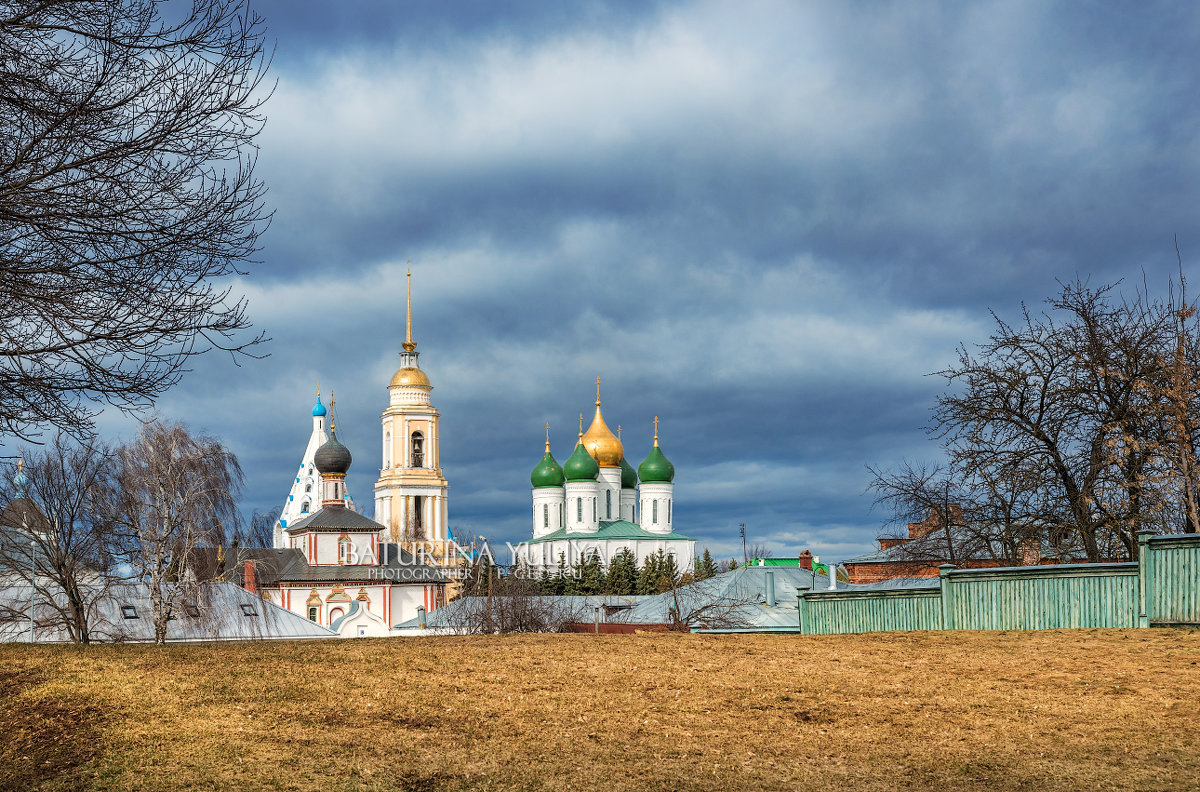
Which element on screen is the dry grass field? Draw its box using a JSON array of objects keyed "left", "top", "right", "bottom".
[{"left": 2, "top": 629, "right": 1199, "bottom": 792}]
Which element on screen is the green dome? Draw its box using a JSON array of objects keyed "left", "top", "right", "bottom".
[
  {"left": 530, "top": 449, "right": 565, "bottom": 488},
  {"left": 563, "top": 441, "right": 600, "bottom": 482},
  {"left": 638, "top": 445, "right": 674, "bottom": 483},
  {"left": 620, "top": 457, "right": 638, "bottom": 488}
]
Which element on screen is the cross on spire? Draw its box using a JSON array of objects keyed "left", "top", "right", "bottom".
[
  {"left": 595, "top": 376, "right": 602, "bottom": 406},
  {"left": 653, "top": 415, "right": 660, "bottom": 447},
  {"left": 544, "top": 421, "right": 551, "bottom": 452}
]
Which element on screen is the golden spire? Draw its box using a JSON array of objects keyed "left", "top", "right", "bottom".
[
  {"left": 617, "top": 424, "right": 621, "bottom": 440},
  {"left": 578, "top": 413, "right": 583, "bottom": 440},
  {"left": 653, "top": 416, "right": 660, "bottom": 447},
  {"left": 544, "top": 422, "right": 551, "bottom": 453},
  {"left": 402, "top": 265, "right": 417, "bottom": 353},
  {"left": 595, "top": 376, "right": 602, "bottom": 406}
]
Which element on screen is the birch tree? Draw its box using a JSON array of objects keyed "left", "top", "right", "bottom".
[{"left": 106, "top": 420, "right": 242, "bottom": 644}]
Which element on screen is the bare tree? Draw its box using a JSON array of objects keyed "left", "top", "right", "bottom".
[
  {"left": 104, "top": 419, "right": 242, "bottom": 644},
  {"left": 441, "top": 575, "right": 591, "bottom": 634},
  {"left": 0, "top": 0, "right": 272, "bottom": 442},
  {"left": 933, "top": 280, "right": 1169, "bottom": 561},
  {"left": 0, "top": 434, "right": 119, "bottom": 643}
]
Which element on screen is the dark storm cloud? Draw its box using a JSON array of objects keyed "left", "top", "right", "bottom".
[{"left": 16, "top": 1, "right": 1200, "bottom": 563}]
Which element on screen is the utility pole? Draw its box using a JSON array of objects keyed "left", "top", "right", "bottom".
[{"left": 739, "top": 523, "right": 747, "bottom": 565}]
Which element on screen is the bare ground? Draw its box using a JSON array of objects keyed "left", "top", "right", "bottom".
[{"left": 1, "top": 629, "right": 1198, "bottom": 791}]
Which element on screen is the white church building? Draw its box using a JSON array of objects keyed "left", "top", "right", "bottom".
[{"left": 513, "top": 385, "right": 695, "bottom": 573}]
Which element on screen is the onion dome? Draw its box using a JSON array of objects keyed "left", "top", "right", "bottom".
[
  {"left": 531, "top": 428, "right": 565, "bottom": 488},
  {"left": 312, "top": 393, "right": 327, "bottom": 417},
  {"left": 620, "top": 457, "right": 638, "bottom": 488},
  {"left": 638, "top": 418, "right": 674, "bottom": 483},
  {"left": 12, "top": 458, "right": 29, "bottom": 498},
  {"left": 314, "top": 428, "right": 352, "bottom": 475},
  {"left": 563, "top": 436, "right": 600, "bottom": 482},
  {"left": 581, "top": 385, "right": 623, "bottom": 467}
]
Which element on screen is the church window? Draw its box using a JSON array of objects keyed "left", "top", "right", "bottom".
[
  {"left": 606, "top": 490, "right": 611, "bottom": 519},
  {"left": 305, "top": 483, "right": 311, "bottom": 493},
  {"left": 308, "top": 606, "right": 318, "bottom": 622},
  {"left": 411, "top": 432, "right": 425, "bottom": 468},
  {"left": 301, "top": 501, "right": 310, "bottom": 513},
  {"left": 592, "top": 499, "right": 596, "bottom": 522},
  {"left": 543, "top": 504, "right": 548, "bottom": 528},
  {"left": 385, "top": 431, "right": 391, "bottom": 468},
  {"left": 652, "top": 500, "right": 658, "bottom": 524},
  {"left": 338, "top": 535, "right": 352, "bottom": 564},
  {"left": 576, "top": 498, "right": 582, "bottom": 522},
  {"left": 668, "top": 500, "right": 672, "bottom": 523}
]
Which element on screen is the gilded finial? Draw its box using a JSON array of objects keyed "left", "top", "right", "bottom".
[
  {"left": 402, "top": 265, "right": 417, "bottom": 353},
  {"left": 617, "top": 424, "right": 622, "bottom": 440},
  {"left": 653, "top": 416, "right": 660, "bottom": 447},
  {"left": 544, "top": 422, "right": 551, "bottom": 453},
  {"left": 578, "top": 412, "right": 583, "bottom": 439},
  {"left": 595, "top": 376, "right": 602, "bottom": 406}
]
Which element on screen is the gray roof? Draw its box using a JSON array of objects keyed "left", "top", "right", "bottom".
[
  {"left": 193, "top": 544, "right": 448, "bottom": 586},
  {"left": 615, "top": 566, "right": 820, "bottom": 630},
  {"left": 285, "top": 504, "right": 385, "bottom": 533},
  {"left": 0, "top": 580, "right": 337, "bottom": 643},
  {"left": 274, "top": 544, "right": 448, "bottom": 584}
]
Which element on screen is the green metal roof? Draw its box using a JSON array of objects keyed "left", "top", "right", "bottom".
[{"left": 518, "top": 519, "right": 693, "bottom": 544}]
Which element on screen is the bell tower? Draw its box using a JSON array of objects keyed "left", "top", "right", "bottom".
[{"left": 373, "top": 271, "right": 450, "bottom": 557}]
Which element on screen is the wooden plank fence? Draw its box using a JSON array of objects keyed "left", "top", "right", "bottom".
[{"left": 797, "top": 530, "right": 1200, "bottom": 635}]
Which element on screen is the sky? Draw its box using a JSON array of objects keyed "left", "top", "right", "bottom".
[{"left": 16, "top": 0, "right": 1200, "bottom": 563}]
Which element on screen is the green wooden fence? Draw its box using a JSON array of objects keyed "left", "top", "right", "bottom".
[{"left": 798, "top": 530, "right": 1200, "bottom": 635}]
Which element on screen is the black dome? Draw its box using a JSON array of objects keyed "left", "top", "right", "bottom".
[{"left": 314, "top": 430, "right": 352, "bottom": 475}]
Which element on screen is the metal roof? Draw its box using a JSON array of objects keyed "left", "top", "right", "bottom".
[
  {"left": 0, "top": 581, "right": 337, "bottom": 643},
  {"left": 285, "top": 504, "right": 386, "bottom": 534},
  {"left": 518, "top": 520, "right": 693, "bottom": 545}
]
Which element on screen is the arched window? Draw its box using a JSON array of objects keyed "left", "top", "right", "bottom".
[
  {"left": 668, "top": 500, "right": 671, "bottom": 523},
  {"left": 304, "top": 483, "right": 312, "bottom": 493},
  {"left": 301, "top": 501, "right": 310, "bottom": 513},
  {"left": 338, "top": 535, "right": 352, "bottom": 564},
  {"left": 308, "top": 606, "right": 318, "bottom": 622},
  {"left": 652, "top": 500, "right": 658, "bottom": 524},
  {"left": 605, "top": 490, "right": 611, "bottom": 519},
  {"left": 576, "top": 498, "right": 582, "bottom": 522},
  {"left": 543, "top": 503, "right": 549, "bottom": 528},
  {"left": 592, "top": 499, "right": 596, "bottom": 522},
  {"left": 411, "top": 432, "right": 425, "bottom": 468},
  {"left": 385, "top": 432, "right": 391, "bottom": 468}
]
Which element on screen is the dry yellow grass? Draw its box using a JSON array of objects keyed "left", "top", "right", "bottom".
[{"left": 2, "top": 629, "right": 1199, "bottom": 791}]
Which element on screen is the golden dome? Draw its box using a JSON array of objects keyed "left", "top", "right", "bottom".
[
  {"left": 582, "top": 402, "right": 623, "bottom": 467},
  {"left": 389, "top": 367, "right": 430, "bottom": 388}
]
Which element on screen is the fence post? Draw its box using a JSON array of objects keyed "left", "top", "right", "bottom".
[
  {"left": 1137, "top": 529, "right": 1155, "bottom": 628},
  {"left": 938, "top": 564, "right": 956, "bottom": 630},
  {"left": 796, "top": 586, "right": 809, "bottom": 634}
]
